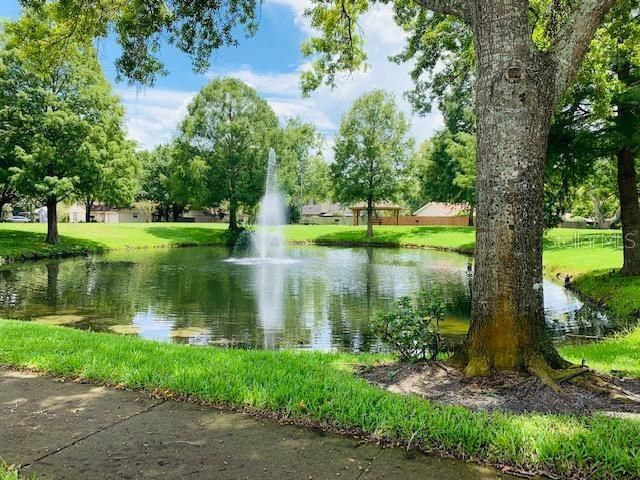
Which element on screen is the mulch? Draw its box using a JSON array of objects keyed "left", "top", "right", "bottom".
[{"left": 359, "top": 361, "right": 640, "bottom": 415}]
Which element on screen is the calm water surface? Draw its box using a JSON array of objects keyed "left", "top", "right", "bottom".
[{"left": 0, "top": 246, "right": 613, "bottom": 351}]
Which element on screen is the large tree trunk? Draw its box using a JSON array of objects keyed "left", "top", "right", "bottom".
[
  {"left": 84, "top": 198, "right": 94, "bottom": 223},
  {"left": 462, "top": 2, "right": 568, "bottom": 376},
  {"left": 616, "top": 55, "right": 640, "bottom": 276},
  {"left": 366, "top": 198, "right": 373, "bottom": 238},
  {"left": 172, "top": 204, "right": 185, "bottom": 222},
  {"left": 229, "top": 199, "right": 238, "bottom": 231},
  {"left": 618, "top": 147, "right": 640, "bottom": 276},
  {"left": 46, "top": 196, "right": 59, "bottom": 245},
  {"left": 589, "top": 193, "right": 607, "bottom": 229}
]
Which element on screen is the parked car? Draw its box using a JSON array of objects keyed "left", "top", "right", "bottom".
[{"left": 6, "top": 215, "right": 31, "bottom": 223}]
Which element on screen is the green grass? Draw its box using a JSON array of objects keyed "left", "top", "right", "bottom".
[
  {"left": 0, "top": 320, "right": 638, "bottom": 480},
  {"left": 284, "top": 224, "right": 477, "bottom": 252},
  {"left": 0, "top": 462, "right": 20, "bottom": 480},
  {"left": 561, "top": 327, "right": 640, "bottom": 378},
  {"left": 0, "top": 223, "right": 229, "bottom": 263}
]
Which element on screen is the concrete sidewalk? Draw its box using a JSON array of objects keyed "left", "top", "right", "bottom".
[{"left": 0, "top": 368, "right": 511, "bottom": 479}]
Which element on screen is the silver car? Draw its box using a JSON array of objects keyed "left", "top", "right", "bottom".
[{"left": 6, "top": 215, "right": 31, "bottom": 223}]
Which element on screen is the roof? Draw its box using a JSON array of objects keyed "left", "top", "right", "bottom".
[
  {"left": 413, "top": 202, "right": 468, "bottom": 217},
  {"left": 349, "top": 201, "right": 402, "bottom": 211},
  {"left": 301, "top": 202, "right": 350, "bottom": 216}
]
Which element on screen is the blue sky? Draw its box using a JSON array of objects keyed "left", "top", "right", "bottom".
[{"left": 0, "top": 0, "right": 443, "bottom": 153}]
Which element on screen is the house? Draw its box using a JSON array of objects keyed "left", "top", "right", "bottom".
[
  {"left": 300, "top": 202, "right": 352, "bottom": 225},
  {"left": 413, "top": 202, "right": 469, "bottom": 217},
  {"left": 301, "top": 202, "right": 351, "bottom": 218},
  {"left": 67, "top": 203, "right": 151, "bottom": 223}
]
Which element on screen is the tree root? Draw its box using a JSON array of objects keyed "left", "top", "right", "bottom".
[
  {"left": 458, "top": 350, "right": 640, "bottom": 403},
  {"left": 529, "top": 358, "right": 640, "bottom": 403},
  {"left": 527, "top": 356, "right": 573, "bottom": 395},
  {"left": 573, "top": 373, "right": 640, "bottom": 403}
]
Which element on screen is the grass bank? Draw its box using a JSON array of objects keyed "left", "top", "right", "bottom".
[
  {"left": 0, "top": 223, "right": 229, "bottom": 264},
  {"left": 561, "top": 327, "right": 640, "bottom": 378},
  {"left": 0, "top": 320, "right": 638, "bottom": 480}
]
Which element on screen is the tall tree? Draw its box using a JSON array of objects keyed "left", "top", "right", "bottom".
[
  {"left": 1, "top": 12, "right": 130, "bottom": 243},
  {"left": 137, "top": 147, "right": 173, "bottom": 222},
  {"left": 586, "top": 0, "right": 640, "bottom": 274},
  {"left": 303, "top": 0, "right": 617, "bottom": 383},
  {"left": 274, "top": 118, "right": 325, "bottom": 220},
  {"left": 179, "top": 78, "right": 278, "bottom": 231},
  {"left": 74, "top": 134, "right": 138, "bottom": 223},
  {"left": 332, "top": 90, "right": 411, "bottom": 238},
  {"left": 0, "top": 25, "right": 20, "bottom": 213}
]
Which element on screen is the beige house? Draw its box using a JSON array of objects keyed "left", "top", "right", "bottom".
[
  {"left": 413, "top": 202, "right": 469, "bottom": 217},
  {"left": 67, "top": 203, "right": 151, "bottom": 223}
]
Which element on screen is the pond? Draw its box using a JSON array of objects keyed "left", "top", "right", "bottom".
[{"left": 0, "top": 246, "right": 614, "bottom": 352}]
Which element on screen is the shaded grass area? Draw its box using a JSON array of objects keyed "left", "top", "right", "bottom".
[
  {"left": 0, "top": 320, "right": 639, "bottom": 480},
  {"left": 562, "top": 327, "right": 640, "bottom": 379},
  {"left": 284, "top": 225, "right": 477, "bottom": 253},
  {"left": 0, "top": 223, "right": 229, "bottom": 263}
]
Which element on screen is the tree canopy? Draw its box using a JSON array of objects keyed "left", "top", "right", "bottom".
[
  {"left": 0, "top": 11, "right": 135, "bottom": 242},
  {"left": 332, "top": 90, "right": 411, "bottom": 237},
  {"left": 179, "top": 77, "right": 278, "bottom": 231}
]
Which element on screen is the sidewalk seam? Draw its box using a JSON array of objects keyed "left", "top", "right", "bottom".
[
  {"left": 355, "top": 446, "right": 384, "bottom": 480},
  {"left": 20, "top": 399, "right": 167, "bottom": 470}
]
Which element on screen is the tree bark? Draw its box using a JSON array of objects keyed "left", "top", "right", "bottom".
[
  {"left": 46, "top": 196, "right": 59, "bottom": 245},
  {"left": 366, "top": 198, "right": 373, "bottom": 238},
  {"left": 589, "top": 193, "right": 606, "bottom": 229},
  {"left": 617, "top": 147, "right": 640, "bottom": 276},
  {"left": 85, "top": 198, "right": 94, "bottom": 223},
  {"left": 462, "top": 1, "right": 569, "bottom": 376},
  {"left": 229, "top": 199, "right": 238, "bottom": 231},
  {"left": 172, "top": 204, "right": 185, "bottom": 222},
  {"left": 615, "top": 56, "right": 640, "bottom": 276}
]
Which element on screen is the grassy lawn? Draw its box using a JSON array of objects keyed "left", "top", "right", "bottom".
[
  {"left": 0, "top": 320, "right": 638, "bottom": 480},
  {"left": 0, "top": 223, "right": 229, "bottom": 263},
  {"left": 562, "top": 327, "right": 640, "bottom": 378}
]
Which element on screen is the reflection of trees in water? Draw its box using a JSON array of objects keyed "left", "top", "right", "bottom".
[{"left": 1, "top": 246, "right": 606, "bottom": 351}]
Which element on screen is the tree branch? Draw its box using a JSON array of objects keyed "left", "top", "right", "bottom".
[
  {"left": 413, "top": 0, "right": 472, "bottom": 22},
  {"left": 552, "top": 0, "right": 617, "bottom": 104}
]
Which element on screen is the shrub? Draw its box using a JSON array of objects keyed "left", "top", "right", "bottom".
[{"left": 373, "top": 290, "right": 445, "bottom": 361}]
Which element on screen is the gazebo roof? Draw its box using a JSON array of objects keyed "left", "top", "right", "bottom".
[{"left": 349, "top": 201, "right": 402, "bottom": 211}]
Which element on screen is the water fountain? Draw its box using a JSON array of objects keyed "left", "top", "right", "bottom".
[
  {"left": 226, "top": 148, "right": 291, "bottom": 347},
  {"left": 254, "top": 148, "right": 286, "bottom": 260}
]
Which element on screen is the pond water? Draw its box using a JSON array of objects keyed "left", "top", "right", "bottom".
[{"left": 0, "top": 246, "right": 614, "bottom": 352}]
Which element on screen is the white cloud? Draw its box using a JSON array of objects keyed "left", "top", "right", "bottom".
[
  {"left": 120, "top": 1, "right": 444, "bottom": 154},
  {"left": 118, "top": 88, "right": 195, "bottom": 150},
  {"left": 215, "top": 1, "right": 443, "bottom": 155}
]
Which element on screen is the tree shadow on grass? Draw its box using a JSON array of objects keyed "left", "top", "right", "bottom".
[
  {"left": 145, "top": 225, "right": 229, "bottom": 246},
  {"left": 309, "top": 226, "right": 476, "bottom": 254},
  {"left": 0, "top": 230, "right": 107, "bottom": 264}
]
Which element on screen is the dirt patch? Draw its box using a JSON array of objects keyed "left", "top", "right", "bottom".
[{"left": 360, "top": 361, "right": 640, "bottom": 415}]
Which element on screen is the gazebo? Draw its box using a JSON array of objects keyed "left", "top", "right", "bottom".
[{"left": 349, "top": 202, "right": 402, "bottom": 226}]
